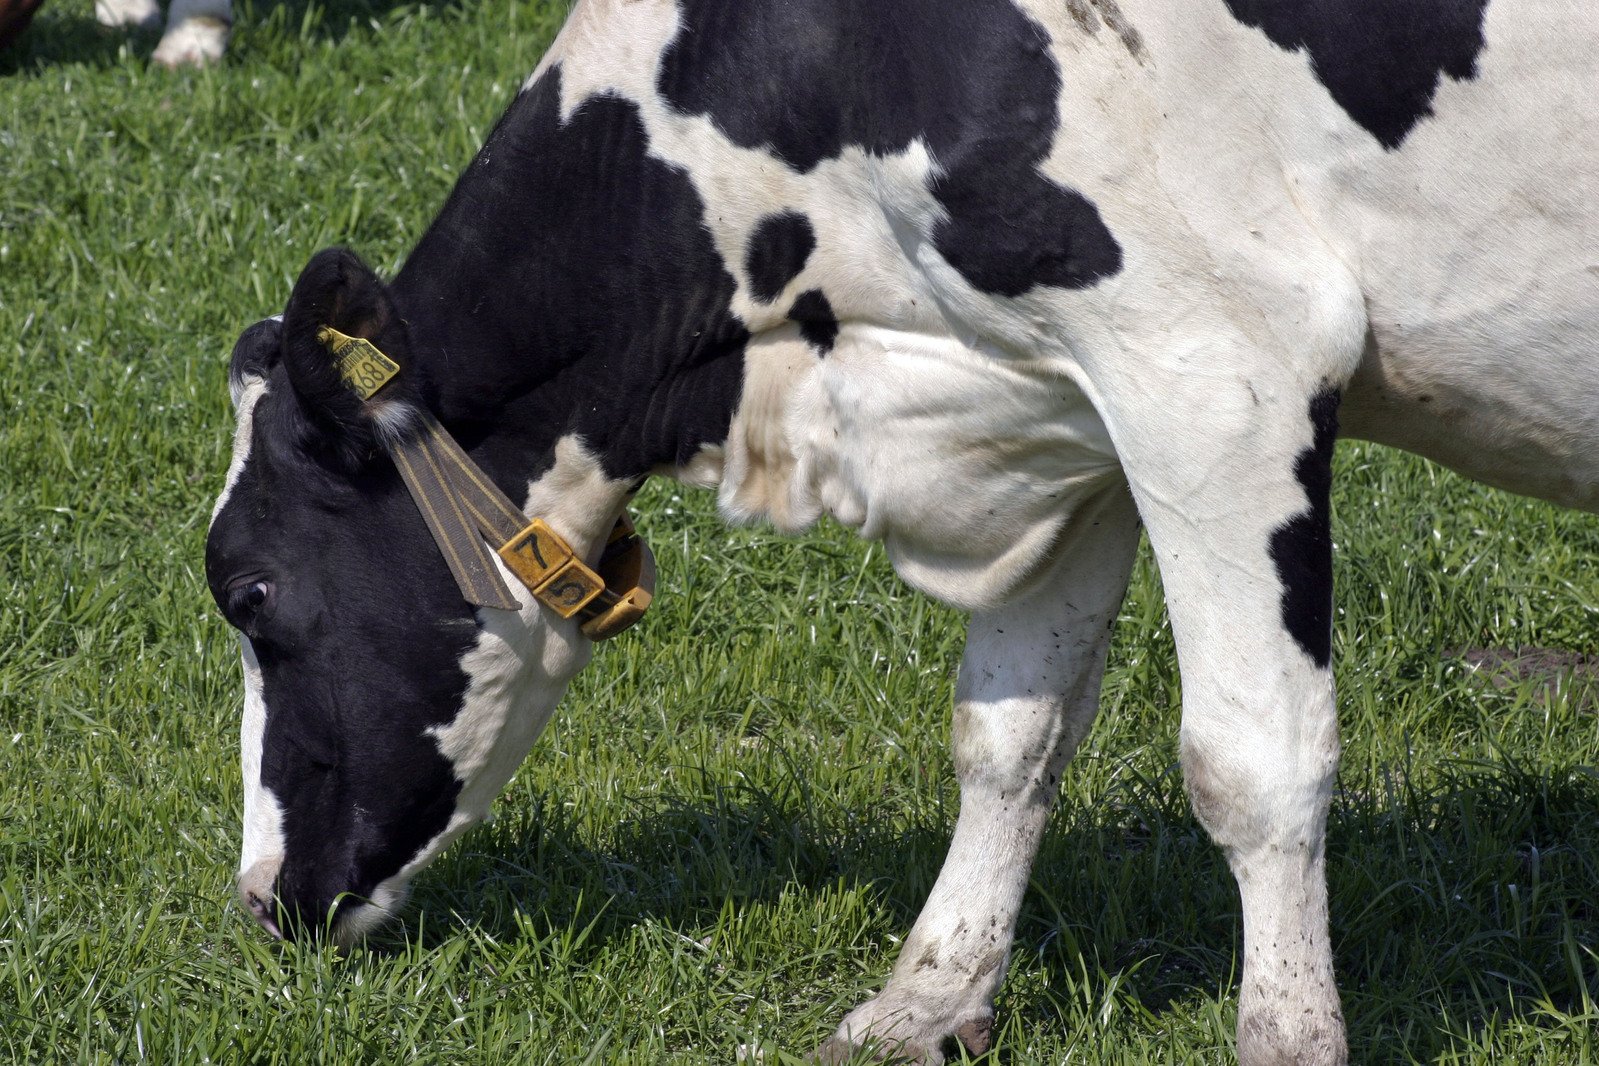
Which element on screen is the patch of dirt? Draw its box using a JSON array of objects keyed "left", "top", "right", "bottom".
[{"left": 1451, "top": 646, "right": 1599, "bottom": 709}]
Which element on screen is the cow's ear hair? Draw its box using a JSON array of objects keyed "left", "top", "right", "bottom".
[
  {"left": 280, "top": 247, "right": 421, "bottom": 469},
  {"left": 228, "top": 316, "right": 282, "bottom": 408}
]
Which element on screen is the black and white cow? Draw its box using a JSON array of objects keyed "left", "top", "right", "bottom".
[{"left": 204, "top": 1, "right": 1598, "bottom": 1062}]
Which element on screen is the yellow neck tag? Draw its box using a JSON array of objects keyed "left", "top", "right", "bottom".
[
  {"left": 497, "top": 518, "right": 607, "bottom": 619},
  {"left": 319, "top": 327, "right": 400, "bottom": 400}
]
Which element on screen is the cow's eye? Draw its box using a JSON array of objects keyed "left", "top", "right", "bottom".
[{"left": 226, "top": 579, "right": 274, "bottom": 628}]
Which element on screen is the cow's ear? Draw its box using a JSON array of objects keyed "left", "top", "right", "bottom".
[
  {"left": 228, "top": 316, "right": 282, "bottom": 408},
  {"left": 280, "top": 247, "right": 420, "bottom": 468}
]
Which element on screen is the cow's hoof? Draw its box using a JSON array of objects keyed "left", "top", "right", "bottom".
[
  {"left": 151, "top": 16, "right": 227, "bottom": 67},
  {"left": 812, "top": 1000, "right": 994, "bottom": 1065},
  {"left": 93, "top": 0, "right": 159, "bottom": 31},
  {"left": 1237, "top": 1006, "right": 1348, "bottom": 1066}
]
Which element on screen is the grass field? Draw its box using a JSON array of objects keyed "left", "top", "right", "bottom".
[{"left": 2, "top": 2, "right": 1598, "bottom": 1062}]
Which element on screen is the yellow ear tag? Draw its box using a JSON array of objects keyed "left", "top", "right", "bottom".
[{"left": 319, "top": 326, "right": 401, "bottom": 400}]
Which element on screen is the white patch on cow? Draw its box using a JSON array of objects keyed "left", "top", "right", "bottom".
[
  {"left": 214, "top": 374, "right": 264, "bottom": 519},
  {"left": 341, "top": 435, "right": 632, "bottom": 937},
  {"left": 235, "top": 635, "right": 285, "bottom": 881},
  {"left": 792, "top": 329, "right": 1125, "bottom": 608},
  {"left": 367, "top": 395, "right": 425, "bottom": 450},
  {"left": 707, "top": 329, "right": 810, "bottom": 528},
  {"left": 214, "top": 375, "right": 288, "bottom": 911},
  {"left": 668, "top": 442, "right": 725, "bottom": 489},
  {"left": 151, "top": 0, "right": 231, "bottom": 67},
  {"left": 708, "top": 321, "right": 1123, "bottom": 610}
]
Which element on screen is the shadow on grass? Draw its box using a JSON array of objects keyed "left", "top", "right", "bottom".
[{"left": 373, "top": 751, "right": 1598, "bottom": 1062}]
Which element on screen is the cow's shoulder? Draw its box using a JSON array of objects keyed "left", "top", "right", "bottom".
[{"left": 652, "top": 0, "right": 1123, "bottom": 298}]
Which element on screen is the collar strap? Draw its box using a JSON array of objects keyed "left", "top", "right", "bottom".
[{"left": 319, "top": 327, "right": 654, "bottom": 640}]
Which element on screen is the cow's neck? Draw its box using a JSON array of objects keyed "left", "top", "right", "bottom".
[{"left": 389, "top": 64, "right": 748, "bottom": 544}]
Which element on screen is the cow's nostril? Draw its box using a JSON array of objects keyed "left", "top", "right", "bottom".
[
  {"left": 242, "top": 888, "right": 283, "bottom": 939},
  {"left": 238, "top": 857, "right": 285, "bottom": 939}
]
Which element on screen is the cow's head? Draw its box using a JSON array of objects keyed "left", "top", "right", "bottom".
[{"left": 205, "top": 249, "right": 597, "bottom": 942}]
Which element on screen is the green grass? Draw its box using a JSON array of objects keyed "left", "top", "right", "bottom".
[{"left": 2, "top": 2, "right": 1597, "bottom": 1062}]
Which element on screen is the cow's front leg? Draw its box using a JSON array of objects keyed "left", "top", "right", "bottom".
[
  {"left": 1114, "top": 384, "right": 1348, "bottom": 1065},
  {"left": 816, "top": 487, "right": 1140, "bottom": 1065}
]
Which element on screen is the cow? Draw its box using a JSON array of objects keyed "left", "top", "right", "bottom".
[
  {"left": 93, "top": 0, "right": 229, "bottom": 65},
  {"left": 203, "top": 1, "right": 1598, "bottom": 1062}
]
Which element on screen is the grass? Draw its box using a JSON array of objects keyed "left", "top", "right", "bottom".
[{"left": 1, "top": 1, "right": 1597, "bottom": 1061}]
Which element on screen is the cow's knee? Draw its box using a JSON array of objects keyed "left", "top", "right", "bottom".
[
  {"left": 1180, "top": 696, "right": 1339, "bottom": 857},
  {"left": 1190, "top": 731, "right": 1345, "bottom": 1064}
]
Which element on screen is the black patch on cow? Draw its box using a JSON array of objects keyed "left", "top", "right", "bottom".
[
  {"left": 1269, "top": 389, "right": 1340, "bottom": 669},
  {"left": 746, "top": 211, "right": 816, "bottom": 303},
  {"left": 1223, "top": 0, "right": 1490, "bottom": 149},
  {"left": 788, "top": 289, "right": 838, "bottom": 354},
  {"left": 657, "top": 0, "right": 1122, "bottom": 297},
  {"left": 394, "top": 65, "right": 750, "bottom": 481}
]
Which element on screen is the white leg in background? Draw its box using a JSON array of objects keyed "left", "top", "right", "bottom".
[
  {"left": 817, "top": 485, "right": 1141, "bottom": 1065},
  {"left": 151, "top": 0, "right": 228, "bottom": 66},
  {"left": 95, "top": 0, "right": 160, "bottom": 31}
]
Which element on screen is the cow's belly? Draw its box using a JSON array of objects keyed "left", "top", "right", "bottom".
[
  {"left": 707, "top": 326, "right": 1123, "bottom": 610},
  {"left": 1332, "top": 148, "right": 1599, "bottom": 509},
  {"left": 1293, "top": 2, "right": 1599, "bottom": 509},
  {"left": 1341, "top": 322, "right": 1599, "bottom": 512}
]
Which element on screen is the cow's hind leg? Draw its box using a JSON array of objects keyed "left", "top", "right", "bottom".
[
  {"left": 1109, "top": 379, "right": 1349, "bottom": 1065},
  {"left": 816, "top": 486, "right": 1140, "bottom": 1065}
]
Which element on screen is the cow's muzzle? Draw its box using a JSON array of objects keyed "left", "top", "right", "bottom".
[{"left": 238, "top": 858, "right": 283, "bottom": 939}]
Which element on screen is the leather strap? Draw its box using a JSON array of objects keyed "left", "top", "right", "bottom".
[
  {"left": 321, "top": 328, "right": 654, "bottom": 639},
  {"left": 390, "top": 427, "right": 524, "bottom": 611}
]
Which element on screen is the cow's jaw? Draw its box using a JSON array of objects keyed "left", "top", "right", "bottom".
[
  {"left": 236, "top": 634, "right": 286, "bottom": 935},
  {"left": 327, "top": 434, "right": 632, "bottom": 941},
  {"left": 330, "top": 567, "right": 594, "bottom": 941}
]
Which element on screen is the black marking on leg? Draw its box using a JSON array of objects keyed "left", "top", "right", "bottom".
[
  {"left": 658, "top": 0, "right": 1122, "bottom": 297},
  {"left": 787, "top": 289, "right": 838, "bottom": 354},
  {"left": 746, "top": 211, "right": 816, "bottom": 303},
  {"left": 1269, "top": 389, "right": 1339, "bottom": 668},
  {"left": 1222, "top": 0, "right": 1489, "bottom": 149}
]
